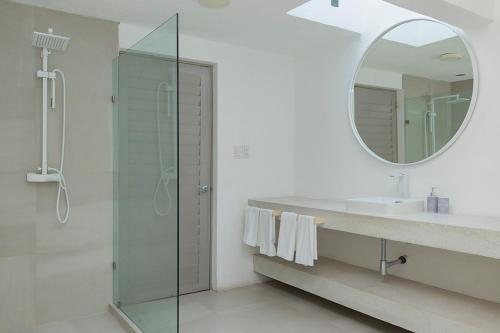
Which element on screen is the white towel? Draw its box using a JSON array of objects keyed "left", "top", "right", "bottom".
[
  {"left": 295, "top": 215, "right": 318, "bottom": 266},
  {"left": 243, "top": 206, "right": 260, "bottom": 247},
  {"left": 277, "top": 212, "right": 298, "bottom": 261},
  {"left": 258, "top": 209, "right": 276, "bottom": 256}
]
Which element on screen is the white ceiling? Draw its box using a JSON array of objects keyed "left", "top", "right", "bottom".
[
  {"left": 363, "top": 34, "right": 473, "bottom": 82},
  {"left": 384, "top": 0, "right": 495, "bottom": 27},
  {"left": 11, "top": 0, "right": 362, "bottom": 55},
  {"left": 10, "top": 0, "right": 493, "bottom": 56}
]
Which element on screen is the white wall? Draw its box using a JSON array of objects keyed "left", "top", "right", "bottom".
[
  {"left": 119, "top": 3, "right": 500, "bottom": 299},
  {"left": 179, "top": 35, "right": 295, "bottom": 290},
  {"left": 355, "top": 67, "right": 403, "bottom": 90},
  {"left": 121, "top": 27, "right": 296, "bottom": 290},
  {"left": 294, "top": 7, "right": 500, "bottom": 303}
]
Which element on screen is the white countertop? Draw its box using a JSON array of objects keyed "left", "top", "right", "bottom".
[
  {"left": 248, "top": 196, "right": 500, "bottom": 259},
  {"left": 250, "top": 196, "right": 500, "bottom": 232}
]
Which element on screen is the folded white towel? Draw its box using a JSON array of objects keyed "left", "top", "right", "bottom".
[
  {"left": 277, "top": 212, "right": 298, "bottom": 261},
  {"left": 243, "top": 206, "right": 260, "bottom": 247},
  {"left": 258, "top": 208, "right": 276, "bottom": 256},
  {"left": 295, "top": 215, "right": 318, "bottom": 266}
]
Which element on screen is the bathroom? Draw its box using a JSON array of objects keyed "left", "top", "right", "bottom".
[{"left": 1, "top": 0, "right": 500, "bottom": 332}]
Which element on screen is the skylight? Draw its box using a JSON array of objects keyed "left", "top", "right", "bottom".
[
  {"left": 287, "top": 0, "right": 447, "bottom": 47},
  {"left": 287, "top": 0, "right": 367, "bottom": 34},
  {"left": 382, "top": 20, "right": 456, "bottom": 47}
]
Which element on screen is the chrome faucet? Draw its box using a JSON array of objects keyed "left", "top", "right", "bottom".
[{"left": 391, "top": 173, "right": 409, "bottom": 198}]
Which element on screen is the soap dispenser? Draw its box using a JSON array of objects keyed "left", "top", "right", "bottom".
[{"left": 427, "top": 187, "right": 438, "bottom": 213}]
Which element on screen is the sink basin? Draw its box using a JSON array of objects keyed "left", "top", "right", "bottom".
[{"left": 346, "top": 197, "right": 424, "bottom": 215}]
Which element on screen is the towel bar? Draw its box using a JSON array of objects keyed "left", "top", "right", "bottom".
[{"left": 272, "top": 210, "right": 325, "bottom": 225}]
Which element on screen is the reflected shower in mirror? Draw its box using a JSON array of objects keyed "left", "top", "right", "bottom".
[{"left": 351, "top": 20, "right": 476, "bottom": 164}]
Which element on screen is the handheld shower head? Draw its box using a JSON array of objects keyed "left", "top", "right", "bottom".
[{"left": 32, "top": 29, "right": 70, "bottom": 51}]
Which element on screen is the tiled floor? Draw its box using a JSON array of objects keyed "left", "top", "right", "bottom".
[
  {"left": 179, "top": 281, "right": 409, "bottom": 333},
  {"left": 33, "top": 281, "right": 409, "bottom": 333},
  {"left": 34, "top": 312, "right": 125, "bottom": 333}
]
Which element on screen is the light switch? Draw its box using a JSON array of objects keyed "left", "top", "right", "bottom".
[
  {"left": 241, "top": 145, "right": 250, "bottom": 159},
  {"left": 233, "top": 145, "right": 250, "bottom": 159}
]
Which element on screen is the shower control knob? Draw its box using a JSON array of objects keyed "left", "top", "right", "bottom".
[{"left": 200, "top": 185, "right": 210, "bottom": 193}]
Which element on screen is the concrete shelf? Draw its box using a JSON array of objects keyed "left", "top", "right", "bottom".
[{"left": 254, "top": 254, "right": 500, "bottom": 333}]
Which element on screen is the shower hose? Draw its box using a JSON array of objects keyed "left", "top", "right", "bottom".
[
  {"left": 153, "top": 81, "right": 175, "bottom": 217},
  {"left": 49, "top": 69, "right": 70, "bottom": 224}
]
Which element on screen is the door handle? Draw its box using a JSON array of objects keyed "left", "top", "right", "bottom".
[{"left": 200, "top": 185, "right": 210, "bottom": 193}]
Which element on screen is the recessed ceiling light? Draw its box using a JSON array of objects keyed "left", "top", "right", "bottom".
[
  {"left": 198, "top": 0, "right": 230, "bottom": 9},
  {"left": 439, "top": 53, "right": 463, "bottom": 62}
]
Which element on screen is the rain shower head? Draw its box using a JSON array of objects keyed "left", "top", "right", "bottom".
[
  {"left": 430, "top": 94, "right": 470, "bottom": 105},
  {"left": 447, "top": 97, "right": 470, "bottom": 105},
  {"left": 32, "top": 29, "right": 70, "bottom": 51}
]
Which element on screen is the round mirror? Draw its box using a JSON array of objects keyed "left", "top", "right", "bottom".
[{"left": 350, "top": 19, "right": 477, "bottom": 165}]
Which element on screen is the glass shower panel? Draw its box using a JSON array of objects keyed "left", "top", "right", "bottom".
[
  {"left": 113, "top": 14, "right": 178, "bottom": 333},
  {"left": 433, "top": 98, "right": 454, "bottom": 152},
  {"left": 450, "top": 89, "right": 473, "bottom": 135},
  {"left": 404, "top": 90, "right": 472, "bottom": 163}
]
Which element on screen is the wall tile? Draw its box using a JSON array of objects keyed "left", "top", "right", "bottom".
[
  {"left": 0, "top": 118, "right": 37, "bottom": 174},
  {"left": 0, "top": 1, "right": 118, "bottom": 327},
  {"left": 0, "top": 173, "right": 36, "bottom": 257},
  {"left": 35, "top": 200, "right": 112, "bottom": 254},
  {"left": 35, "top": 246, "right": 113, "bottom": 324},
  {"left": 35, "top": 174, "right": 112, "bottom": 254},
  {"left": 0, "top": 255, "right": 35, "bottom": 333}
]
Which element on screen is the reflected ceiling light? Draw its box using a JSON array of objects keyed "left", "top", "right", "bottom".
[
  {"left": 198, "top": 0, "right": 230, "bottom": 9},
  {"left": 439, "top": 52, "right": 463, "bottom": 61}
]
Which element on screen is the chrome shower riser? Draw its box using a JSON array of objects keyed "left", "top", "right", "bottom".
[
  {"left": 29, "top": 28, "right": 70, "bottom": 177},
  {"left": 27, "top": 28, "right": 71, "bottom": 223}
]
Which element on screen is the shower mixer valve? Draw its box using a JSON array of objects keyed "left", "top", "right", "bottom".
[{"left": 36, "top": 70, "right": 56, "bottom": 79}]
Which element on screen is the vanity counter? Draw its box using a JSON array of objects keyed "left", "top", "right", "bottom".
[{"left": 249, "top": 197, "right": 500, "bottom": 260}]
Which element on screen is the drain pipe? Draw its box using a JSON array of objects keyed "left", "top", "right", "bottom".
[{"left": 379, "top": 239, "right": 407, "bottom": 276}]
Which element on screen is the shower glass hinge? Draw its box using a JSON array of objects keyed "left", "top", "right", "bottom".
[
  {"left": 112, "top": 262, "right": 117, "bottom": 270},
  {"left": 111, "top": 95, "right": 117, "bottom": 103}
]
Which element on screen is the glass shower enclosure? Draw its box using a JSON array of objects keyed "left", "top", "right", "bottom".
[
  {"left": 404, "top": 88, "right": 472, "bottom": 163},
  {"left": 113, "top": 14, "right": 179, "bottom": 333}
]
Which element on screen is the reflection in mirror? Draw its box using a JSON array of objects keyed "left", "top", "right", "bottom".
[{"left": 352, "top": 20, "right": 475, "bottom": 164}]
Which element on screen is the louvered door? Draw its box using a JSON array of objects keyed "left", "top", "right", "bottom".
[
  {"left": 179, "top": 62, "right": 212, "bottom": 294},
  {"left": 355, "top": 86, "right": 398, "bottom": 162}
]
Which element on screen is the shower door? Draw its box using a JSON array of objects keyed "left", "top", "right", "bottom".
[{"left": 113, "top": 14, "right": 179, "bottom": 333}]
